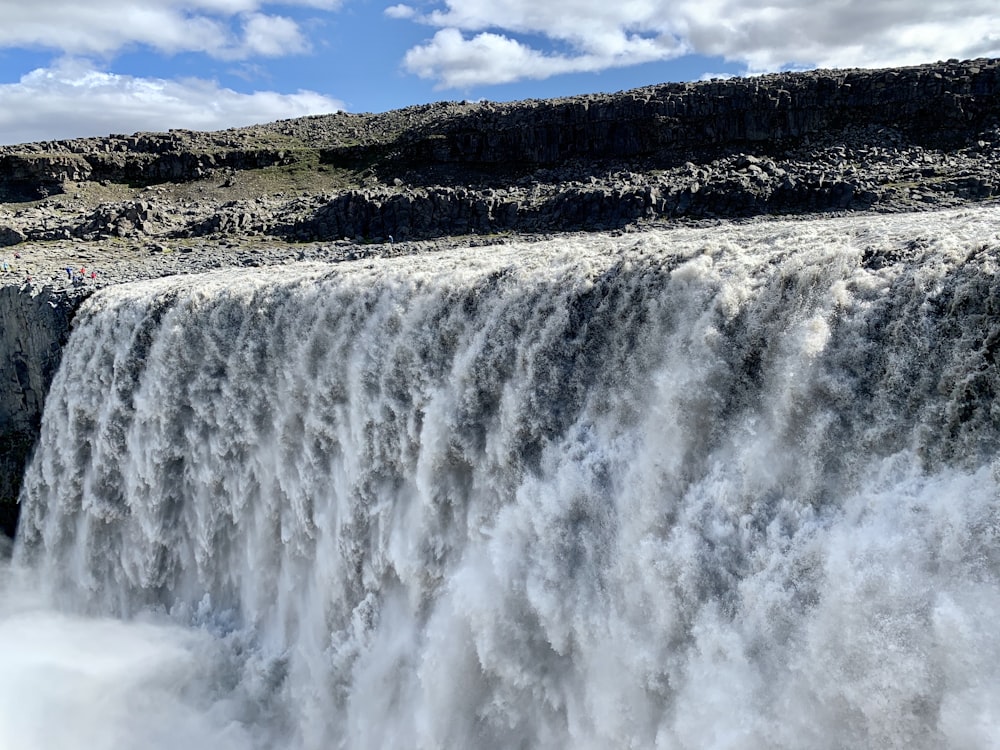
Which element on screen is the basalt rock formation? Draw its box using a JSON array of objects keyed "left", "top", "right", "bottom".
[
  {"left": 1, "top": 57, "right": 1000, "bottom": 245},
  {"left": 0, "top": 285, "right": 83, "bottom": 536},
  {"left": 2, "top": 57, "right": 1000, "bottom": 536}
]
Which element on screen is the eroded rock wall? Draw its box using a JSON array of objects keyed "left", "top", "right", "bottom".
[
  {"left": 2, "top": 58, "right": 998, "bottom": 195},
  {"left": 385, "top": 59, "right": 1000, "bottom": 168},
  {"left": 0, "top": 284, "right": 82, "bottom": 535}
]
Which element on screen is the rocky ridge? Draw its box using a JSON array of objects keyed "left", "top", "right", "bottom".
[
  {"left": 2, "top": 57, "right": 1000, "bottom": 536},
  {"left": 2, "top": 58, "right": 1000, "bottom": 251}
]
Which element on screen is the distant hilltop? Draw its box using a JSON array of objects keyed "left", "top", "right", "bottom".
[{"left": 1, "top": 57, "right": 1000, "bottom": 244}]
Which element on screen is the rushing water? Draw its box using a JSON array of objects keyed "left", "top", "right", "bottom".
[{"left": 6, "top": 207, "right": 1000, "bottom": 749}]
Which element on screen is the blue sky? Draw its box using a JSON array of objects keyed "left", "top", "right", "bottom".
[{"left": 0, "top": 0, "right": 997, "bottom": 145}]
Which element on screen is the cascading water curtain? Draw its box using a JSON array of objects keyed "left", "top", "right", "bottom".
[{"left": 8, "top": 207, "right": 1000, "bottom": 749}]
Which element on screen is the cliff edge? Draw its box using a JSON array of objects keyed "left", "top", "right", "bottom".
[{"left": 2, "top": 57, "right": 1000, "bottom": 537}]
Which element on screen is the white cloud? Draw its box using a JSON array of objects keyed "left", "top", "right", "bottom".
[
  {"left": 384, "top": 4, "right": 416, "bottom": 20},
  {"left": 240, "top": 13, "right": 310, "bottom": 57},
  {"left": 0, "top": 0, "right": 337, "bottom": 59},
  {"left": 0, "top": 59, "right": 343, "bottom": 145},
  {"left": 396, "top": 0, "right": 1000, "bottom": 88},
  {"left": 403, "top": 28, "right": 672, "bottom": 87},
  {"left": 285, "top": 0, "right": 341, "bottom": 7}
]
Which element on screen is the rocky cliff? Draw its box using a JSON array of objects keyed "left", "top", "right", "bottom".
[
  {"left": 2, "top": 58, "right": 1000, "bottom": 246},
  {"left": 2, "top": 57, "right": 1000, "bottom": 537},
  {"left": 0, "top": 285, "right": 82, "bottom": 536}
]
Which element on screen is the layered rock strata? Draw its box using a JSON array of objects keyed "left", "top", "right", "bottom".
[
  {"left": 1, "top": 58, "right": 1000, "bottom": 245},
  {"left": 0, "top": 285, "right": 82, "bottom": 536}
]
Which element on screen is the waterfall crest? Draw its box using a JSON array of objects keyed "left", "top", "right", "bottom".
[{"left": 10, "top": 208, "right": 1000, "bottom": 749}]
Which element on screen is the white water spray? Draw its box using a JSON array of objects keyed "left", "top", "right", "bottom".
[{"left": 7, "top": 207, "right": 1000, "bottom": 749}]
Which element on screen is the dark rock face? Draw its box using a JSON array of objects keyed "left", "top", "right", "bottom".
[
  {"left": 383, "top": 60, "right": 1000, "bottom": 168},
  {"left": 0, "top": 285, "right": 81, "bottom": 535},
  {"left": 2, "top": 57, "right": 999, "bottom": 199},
  {"left": 0, "top": 153, "right": 92, "bottom": 200},
  {"left": 0, "top": 226, "right": 26, "bottom": 246}
]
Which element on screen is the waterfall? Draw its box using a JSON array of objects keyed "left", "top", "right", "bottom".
[{"left": 6, "top": 207, "right": 1000, "bottom": 749}]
